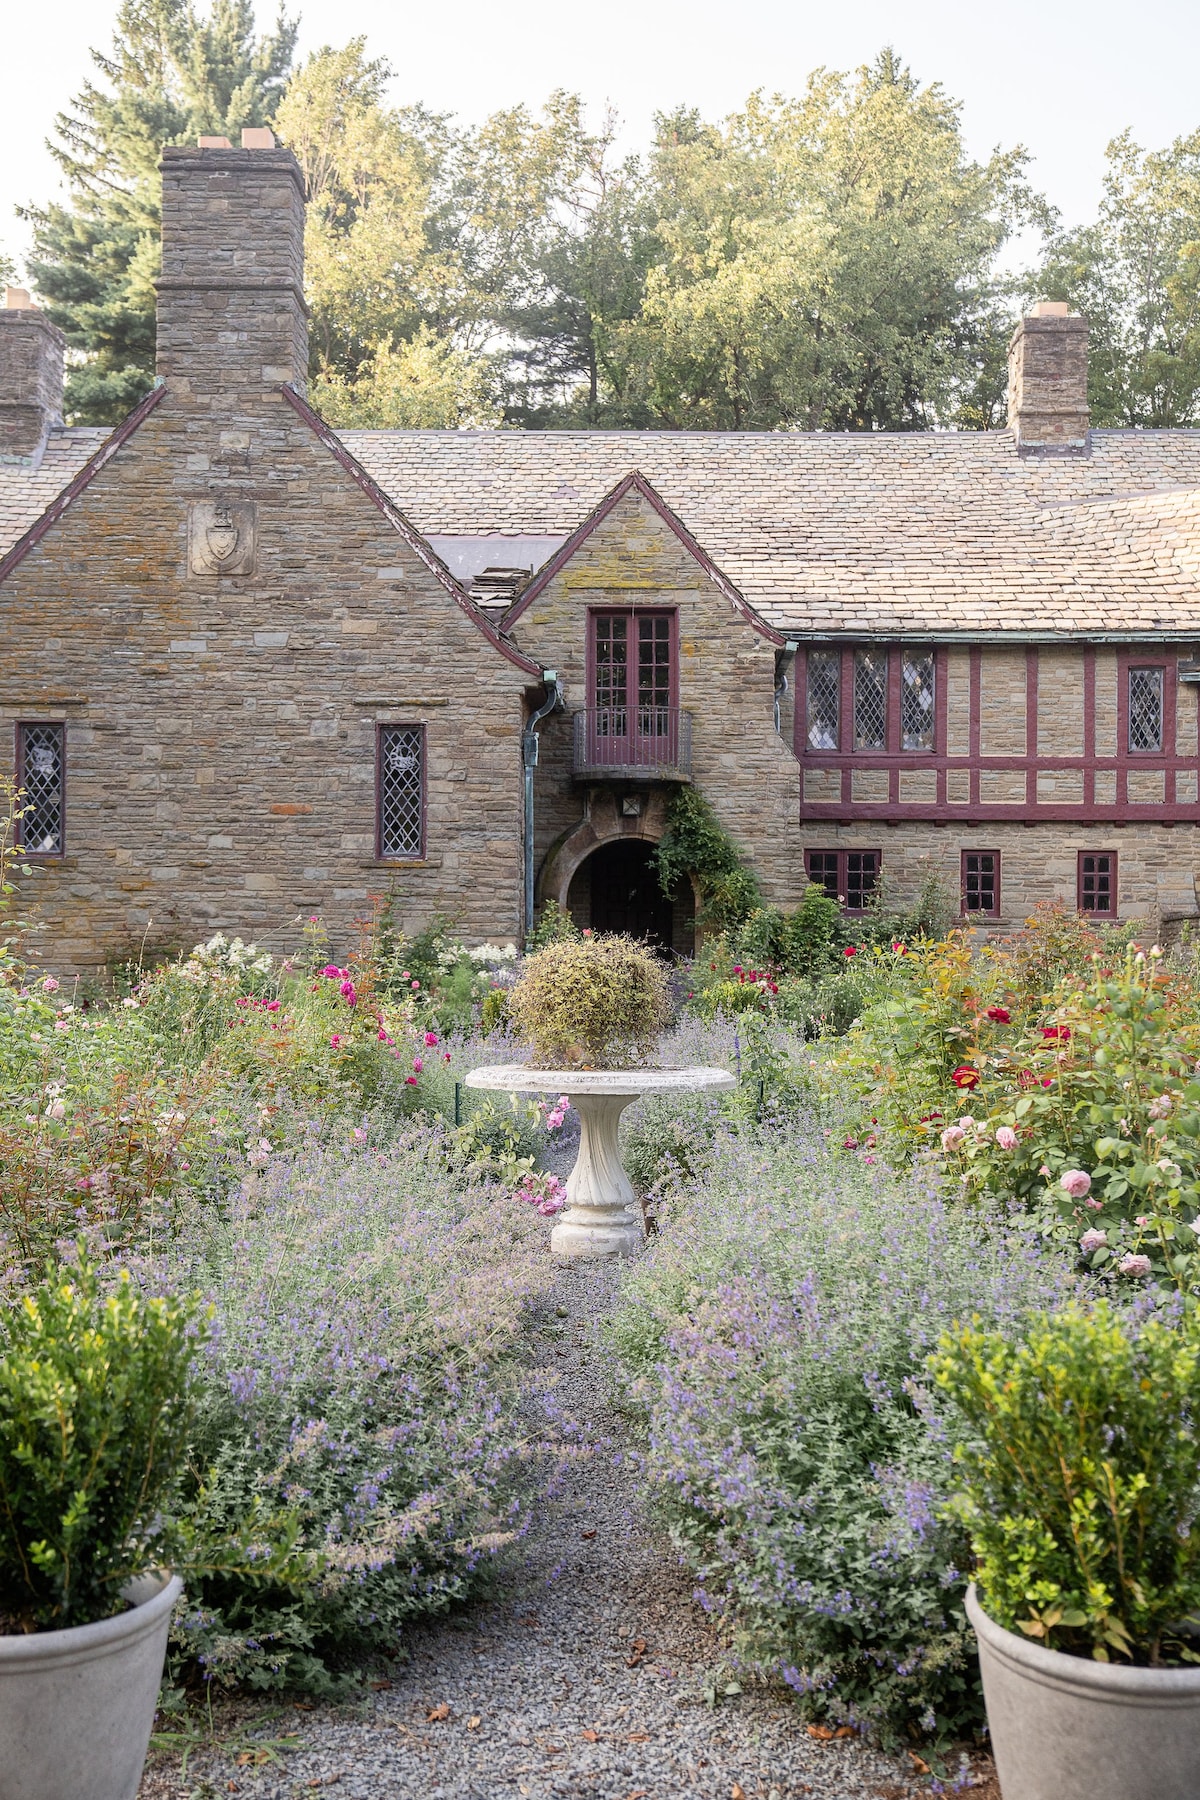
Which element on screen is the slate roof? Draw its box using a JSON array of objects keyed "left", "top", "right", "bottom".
[{"left": 8, "top": 420, "right": 1200, "bottom": 638}]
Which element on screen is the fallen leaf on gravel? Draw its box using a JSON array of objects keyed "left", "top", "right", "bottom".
[
  {"left": 369, "top": 1679, "right": 392, "bottom": 1691},
  {"left": 581, "top": 1529, "right": 597, "bottom": 1539},
  {"left": 806, "top": 1724, "right": 835, "bottom": 1740},
  {"left": 426, "top": 1703, "right": 451, "bottom": 1721},
  {"left": 543, "top": 1745, "right": 562, "bottom": 1754},
  {"left": 516, "top": 1615, "right": 539, "bottom": 1627},
  {"left": 467, "top": 1716, "right": 481, "bottom": 1731},
  {"left": 732, "top": 1786, "right": 747, "bottom": 1799},
  {"left": 625, "top": 1791, "right": 650, "bottom": 1799},
  {"left": 624, "top": 1637, "right": 648, "bottom": 1668},
  {"left": 580, "top": 1728, "right": 600, "bottom": 1742},
  {"left": 626, "top": 1732, "right": 651, "bottom": 1743},
  {"left": 909, "top": 1751, "right": 932, "bottom": 1774}
]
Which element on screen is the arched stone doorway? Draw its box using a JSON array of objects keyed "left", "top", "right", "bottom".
[
  {"left": 538, "top": 788, "right": 697, "bottom": 954},
  {"left": 568, "top": 839, "right": 674, "bottom": 947}
]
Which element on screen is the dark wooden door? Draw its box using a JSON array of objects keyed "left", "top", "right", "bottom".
[{"left": 587, "top": 840, "right": 674, "bottom": 947}]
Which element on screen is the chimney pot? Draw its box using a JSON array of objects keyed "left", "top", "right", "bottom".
[
  {"left": 1007, "top": 304, "right": 1090, "bottom": 453},
  {"left": 197, "top": 135, "right": 233, "bottom": 149},
  {"left": 5, "top": 287, "right": 36, "bottom": 312},
  {"left": 240, "top": 127, "right": 275, "bottom": 149}
]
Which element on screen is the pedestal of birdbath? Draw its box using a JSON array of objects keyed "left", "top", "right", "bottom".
[{"left": 464, "top": 1065, "right": 736, "bottom": 1259}]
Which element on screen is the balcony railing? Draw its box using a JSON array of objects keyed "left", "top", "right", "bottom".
[{"left": 572, "top": 707, "right": 692, "bottom": 780}]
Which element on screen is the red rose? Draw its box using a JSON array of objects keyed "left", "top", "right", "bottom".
[
  {"left": 951, "top": 1065, "right": 980, "bottom": 1090},
  {"left": 1042, "top": 1025, "right": 1070, "bottom": 1041},
  {"left": 986, "top": 1006, "right": 1011, "bottom": 1024},
  {"left": 844, "top": 946, "right": 858, "bottom": 958}
]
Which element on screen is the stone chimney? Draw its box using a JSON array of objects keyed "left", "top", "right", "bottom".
[
  {"left": 0, "top": 289, "right": 65, "bottom": 463},
  {"left": 1006, "top": 301, "right": 1090, "bottom": 453},
  {"left": 156, "top": 128, "right": 308, "bottom": 402}
]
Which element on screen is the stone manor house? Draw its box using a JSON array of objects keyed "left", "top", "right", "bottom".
[{"left": 4, "top": 131, "right": 1200, "bottom": 972}]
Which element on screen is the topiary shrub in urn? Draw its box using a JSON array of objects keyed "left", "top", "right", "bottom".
[
  {"left": 0, "top": 1255, "right": 203, "bottom": 1800},
  {"left": 468, "top": 933, "right": 733, "bottom": 1259},
  {"left": 932, "top": 1301, "right": 1200, "bottom": 1800}
]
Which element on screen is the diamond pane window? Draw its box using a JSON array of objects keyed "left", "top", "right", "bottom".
[
  {"left": 853, "top": 650, "right": 887, "bottom": 749},
  {"left": 1078, "top": 851, "right": 1116, "bottom": 916},
  {"left": 962, "top": 851, "right": 999, "bottom": 917},
  {"left": 378, "top": 725, "right": 425, "bottom": 859},
  {"left": 806, "top": 650, "right": 841, "bottom": 750},
  {"left": 16, "top": 723, "right": 64, "bottom": 855},
  {"left": 1128, "top": 666, "right": 1164, "bottom": 752},
  {"left": 805, "top": 848, "right": 880, "bottom": 913},
  {"left": 901, "top": 651, "right": 935, "bottom": 751}
]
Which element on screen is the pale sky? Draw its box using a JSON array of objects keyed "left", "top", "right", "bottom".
[{"left": 3, "top": 0, "right": 1199, "bottom": 277}]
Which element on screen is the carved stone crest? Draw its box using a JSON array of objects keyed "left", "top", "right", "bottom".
[{"left": 189, "top": 501, "right": 256, "bottom": 576}]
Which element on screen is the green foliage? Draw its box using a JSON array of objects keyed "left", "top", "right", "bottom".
[
  {"left": 1035, "top": 128, "right": 1200, "bottom": 427},
  {"left": 653, "top": 788, "right": 762, "bottom": 933},
  {"left": 933, "top": 1303, "right": 1200, "bottom": 1664},
  {"left": 608, "top": 1118, "right": 1071, "bottom": 1740},
  {"left": 949, "top": 947, "right": 1200, "bottom": 1288},
  {"left": 24, "top": 0, "right": 297, "bottom": 423},
  {"left": 526, "top": 898, "right": 580, "bottom": 952},
  {"left": 0, "top": 1255, "right": 204, "bottom": 1632},
  {"left": 507, "top": 934, "right": 670, "bottom": 1067}
]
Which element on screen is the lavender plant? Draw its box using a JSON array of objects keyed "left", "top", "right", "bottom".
[
  {"left": 609, "top": 1122, "right": 1073, "bottom": 1741},
  {"left": 143, "top": 1126, "right": 559, "bottom": 1694}
]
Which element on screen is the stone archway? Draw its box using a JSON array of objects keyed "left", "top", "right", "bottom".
[{"left": 538, "top": 789, "right": 697, "bottom": 954}]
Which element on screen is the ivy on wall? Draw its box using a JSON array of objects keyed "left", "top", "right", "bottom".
[{"left": 652, "top": 788, "right": 763, "bottom": 933}]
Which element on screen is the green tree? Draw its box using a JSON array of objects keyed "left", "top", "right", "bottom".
[
  {"left": 626, "top": 52, "right": 1041, "bottom": 430},
  {"left": 23, "top": 0, "right": 296, "bottom": 424},
  {"left": 1034, "top": 129, "right": 1200, "bottom": 426}
]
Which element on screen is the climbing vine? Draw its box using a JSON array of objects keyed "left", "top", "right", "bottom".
[{"left": 652, "top": 788, "right": 763, "bottom": 932}]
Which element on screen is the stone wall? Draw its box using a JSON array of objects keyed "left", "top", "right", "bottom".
[{"left": 510, "top": 485, "right": 804, "bottom": 917}]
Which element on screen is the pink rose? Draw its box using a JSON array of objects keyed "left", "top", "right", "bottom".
[
  {"left": 1118, "top": 1253, "right": 1152, "bottom": 1277},
  {"left": 941, "top": 1125, "right": 967, "bottom": 1152},
  {"left": 321, "top": 965, "right": 342, "bottom": 979},
  {"left": 1079, "top": 1228, "right": 1107, "bottom": 1253},
  {"left": 424, "top": 1032, "right": 439, "bottom": 1047},
  {"left": 1060, "top": 1170, "right": 1092, "bottom": 1199},
  {"left": 405, "top": 1075, "right": 418, "bottom": 1086},
  {"left": 412, "top": 1057, "right": 423, "bottom": 1073},
  {"left": 995, "top": 1126, "right": 1018, "bottom": 1150}
]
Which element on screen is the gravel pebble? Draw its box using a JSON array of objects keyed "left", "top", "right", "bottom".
[{"left": 140, "top": 1260, "right": 934, "bottom": 1800}]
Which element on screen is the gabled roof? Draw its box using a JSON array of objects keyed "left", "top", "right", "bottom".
[
  {"left": 339, "top": 426, "right": 1200, "bottom": 639},
  {"left": 280, "top": 387, "right": 540, "bottom": 673},
  {"left": 0, "top": 384, "right": 166, "bottom": 586},
  {"left": 500, "top": 469, "right": 785, "bottom": 646}
]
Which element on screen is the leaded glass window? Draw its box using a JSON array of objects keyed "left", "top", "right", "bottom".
[
  {"left": 805, "top": 850, "right": 841, "bottom": 901},
  {"left": 806, "top": 650, "right": 841, "bottom": 750},
  {"left": 901, "top": 650, "right": 935, "bottom": 751},
  {"left": 17, "top": 723, "right": 64, "bottom": 855},
  {"left": 962, "top": 851, "right": 999, "bottom": 916},
  {"left": 853, "top": 650, "right": 887, "bottom": 750},
  {"left": 1128, "top": 666, "right": 1163, "bottom": 752},
  {"left": 378, "top": 725, "right": 424, "bottom": 859}
]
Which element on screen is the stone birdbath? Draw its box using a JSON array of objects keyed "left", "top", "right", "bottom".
[{"left": 464, "top": 1064, "right": 735, "bottom": 1259}]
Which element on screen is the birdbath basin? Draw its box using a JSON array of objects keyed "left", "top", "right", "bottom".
[{"left": 464, "top": 1065, "right": 736, "bottom": 1259}]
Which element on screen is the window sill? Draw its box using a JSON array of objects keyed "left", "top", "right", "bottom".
[
  {"left": 360, "top": 857, "right": 441, "bottom": 870},
  {"left": 21, "top": 855, "right": 75, "bottom": 869}
]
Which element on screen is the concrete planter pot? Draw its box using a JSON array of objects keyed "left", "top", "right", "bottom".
[
  {"left": 967, "top": 1583, "right": 1200, "bottom": 1800},
  {"left": 0, "top": 1572, "right": 182, "bottom": 1800},
  {"left": 464, "top": 1065, "right": 736, "bottom": 1259}
]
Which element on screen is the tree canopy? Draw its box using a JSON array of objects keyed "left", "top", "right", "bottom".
[{"left": 16, "top": 10, "right": 1197, "bottom": 435}]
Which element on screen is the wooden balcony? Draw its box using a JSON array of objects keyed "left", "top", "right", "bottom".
[{"left": 572, "top": 707, "right": 692, "bottom": 781}]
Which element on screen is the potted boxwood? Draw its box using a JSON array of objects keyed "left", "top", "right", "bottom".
[
  {"left": 0, "top": 1254, "right": 204, "bottom": 1800},
  {"left": 932, "top": 1300, "right": 1200, "bottom": 1800},
  {"left": 467, "top": 933, "right": 734, "bottom": 1258}
]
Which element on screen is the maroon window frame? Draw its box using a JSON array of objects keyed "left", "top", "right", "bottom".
[
  {"left": 15, "top": 721, "right": 66, "bottom": 858},
  {"left": 961, "top": 850, "right": 1000, "bottom": 918},
  {"left": 1078, "top": 850, "right": 1117, "bottom": 916},
  {"left": 805, "top": 847, "right": 881, "bottom": 913},
  {"left": 375, "top": 723, "right": 427, "bottom": 861},
  {"left": 586, "top": 608, "right": 678, "bottom": 764},
  {"left": 801, "top": 646, "right": 941, "bottom": 756}
]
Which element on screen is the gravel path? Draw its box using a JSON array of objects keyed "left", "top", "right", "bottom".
[{"left": 139, "top": 1259, "right": 957, "bottom": 1800}]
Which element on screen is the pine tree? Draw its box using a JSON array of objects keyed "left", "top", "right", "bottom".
[{"left": 22, "top": 1, "right": 296, "bottom": 424}]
